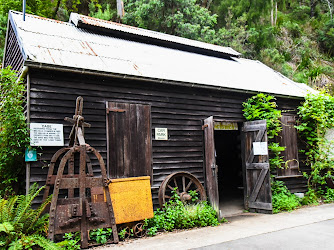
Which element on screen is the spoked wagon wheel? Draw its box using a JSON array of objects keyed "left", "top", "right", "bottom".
[
  {"left": 158, "top": 171, "right": 206, "bottom": 208},
  {"left": 118, "top": 225, "right": 131, "bottom": 240},
  {"left": 132, "top": 222, "right": 146, "bottom": 238}
]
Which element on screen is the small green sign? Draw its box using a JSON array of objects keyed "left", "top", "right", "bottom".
[{"left": 25, "top": 148, "right": 37, "bottom": 162}]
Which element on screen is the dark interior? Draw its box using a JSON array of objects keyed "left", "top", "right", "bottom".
[{"left": 215, "top": 127, "right": 244, "bottom": 214}]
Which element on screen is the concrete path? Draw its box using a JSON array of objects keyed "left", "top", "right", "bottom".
[
  {"left": 95, "top": 203, "right": 334, "bottom": 250},
  {"left": 196, "top": 219, "right": 334, "bottom": 250}
]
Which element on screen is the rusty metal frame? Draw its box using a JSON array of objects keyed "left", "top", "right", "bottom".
[{"left": 45, "top": 96, "right": 119, "bottom": 248}]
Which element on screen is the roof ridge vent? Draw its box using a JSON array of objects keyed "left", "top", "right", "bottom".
[{"left": 69, "top": 12, "right": 241, "bottom": 59}]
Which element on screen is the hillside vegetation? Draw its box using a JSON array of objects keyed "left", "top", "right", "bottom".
[{"left": 0, "top": 0, "right": 333, "bottom": 91}]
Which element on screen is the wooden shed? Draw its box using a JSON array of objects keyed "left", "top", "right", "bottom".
[{"left": 3, "top": 11, "right": 315, "bottom": 216}]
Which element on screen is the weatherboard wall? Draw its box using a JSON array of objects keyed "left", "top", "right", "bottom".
[
  {"left": 3, "top": 21, "right": 24, "bottom": 72},
  {"left": 27, "top": 68, "right": 307, "bottom": 206}
]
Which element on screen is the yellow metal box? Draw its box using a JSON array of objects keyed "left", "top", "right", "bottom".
[{"left": 108, "top": 176, "right": 154, "bottom": 224}]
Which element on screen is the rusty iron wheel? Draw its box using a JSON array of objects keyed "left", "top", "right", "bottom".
[
  {"left": 132, "top": 222, "right": 146, "bottom": 238},
  {"left": 158, "top": 171, "right": 206, "bottom": 208},
  {"left": 118, "top": 225, "right": 131, "bottom": 240}
]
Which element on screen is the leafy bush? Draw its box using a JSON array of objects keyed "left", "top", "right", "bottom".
[
  {"left": 0, "top": 183, "right": 59, "bottom": 249},
  {"left": 272, "top": 180, "right": 301, "bottom": 213},
  {"left": 0, "top": 67, "right": 30, "bottom": 196},
  {"left": 296, "top": 92, "right": 334, "bottom": 187},
  {"left": 290, "top": 5, "right": 311, "bottom": 22},
  {"left": 57, "top": 232, "right": 81, "bottom": 250},
  {"left": 89, "top": 3, "right": 116, "bottom": 21},
  {"left": 243, "top": 93, "right": 282, "bottom": 139},
  {"left": 324, "top": 188, "right": 334, "bottom": 203},
  {"left": 301, "top": 188, "right": 319, "bottom": 205},
  {"left": 144, "top": 190, "right": 220, "bottom": 236},
  {"left": 89, "top": 228, "right": 113, "bottom": 244},
  {"left": 243, "top": 93, "right": 285, "bottom": 171},
  {"left": 318, "top": 19, "right": 334, "bottom": 56},
  {"left": 283, "top": 21, "right": 302, "bottom": 38}
]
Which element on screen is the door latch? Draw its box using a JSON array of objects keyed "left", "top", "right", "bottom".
[{"left": 211, "top": 164, "right": 217, "bottom": 177}]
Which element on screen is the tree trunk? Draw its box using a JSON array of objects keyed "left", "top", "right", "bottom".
[
  {"left": 53, "top": 0, "right": 61, "bottom": 19},
  {"left": 271, "top": 0, "right": 274, "bottom": 26},
  {"left": 310, "top": 0, "right": 316, "bottom": 17},
  {"left": 274, "top": 1, "right": 278, "bottom": 25},
  {"left": 116, "top": 0, "right": 125, "bottom": 19}
]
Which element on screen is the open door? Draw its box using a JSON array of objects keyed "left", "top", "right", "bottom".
[
  {"left": 242, "top": 120, "right": 272, "bottom": 214},
  {"left": 203, "top": 116, "right": 220, "bottom": 218}
]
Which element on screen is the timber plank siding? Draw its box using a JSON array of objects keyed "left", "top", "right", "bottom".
[
  {"left": 3, "top": 23, "right": 24, "bottom": 72},
  {"left": 27, "top": 68, "right": 307, "bottom": 206}
]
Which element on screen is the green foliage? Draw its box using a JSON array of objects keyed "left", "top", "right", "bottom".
[
  {"left": 123, "top": 0, "right": 218, "bottom": 42},
  {"left": 0, "top": 183, "right": 59, "bottom": 249},
  {"left": 213, "top": 0, "right": 272, "bottom": 27},
  {"left": 89, "top": 2, "right": 116, "bottom": 21},
  {"left": 242, "top": 93, "right": 282, "bottom": 139},
  {"left": 243, "top": 93, "right": 285, "bottom": 171},
  {"left": 0, "top": 0, "right": 59, "bottom": 57},
  {"left": 57, "top": 232, "right": 81, "bottom": 250},
  {"left": 296, "top": 92, "right": 334, "bottom": 187},
  {"left": 271, "top": 180, "right": 301, "bottom": 214},
  {"left": 268, "top": 142, "right": 286, "bottom": 172},
  {"left": 89, "top": 227, "right": 112, "bottom": 244},
  {"left": 118, "top": 228, "right": 128, "bottom": 240},
  {"left": 144, "top": 189, "right": 219, "bottom": 236},
  {"left": 301, "top": 188, "right": 319, "bottom": 205},
  {"left": 0, "top": 67, "right": 29, "bottom": 197},
  {"left": 324, "top": 188, "right": 334, "bottom": 203},
  {"left": 318, "top": 19, "right": 334, "bottom": 56},
  {"left": 145, "top": 226, "right": 158, "bottom": 237},
  {"left": 0, "top": 0, "right": 56, "bottom": 17}
]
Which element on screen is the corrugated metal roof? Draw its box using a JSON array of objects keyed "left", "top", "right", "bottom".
[
  {"left": 9, "top": 11, "right": 315, "bottom": 98},
  {"left": 69, "top": 13, "right": 241, "bottom": 58}
]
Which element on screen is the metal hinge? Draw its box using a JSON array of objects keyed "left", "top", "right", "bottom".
[{"left": 106, "top": 108, "right": 126, "bottom": 114}]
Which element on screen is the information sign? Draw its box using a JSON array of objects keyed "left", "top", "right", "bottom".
[
  {"left": 253, "top": 142, "right": 268, "bottom": 156},
  {"left": 25, "top": 148, "right": 37, "bottom": 162},
  {"left": 155, "top": 128, "right": 168, "bottom": 140},
  {"left": 214, "top": 122, "right": 238, "bottom": 130},
  {"left": 30, "top": 123, "right": 64, "bottom": 146}
]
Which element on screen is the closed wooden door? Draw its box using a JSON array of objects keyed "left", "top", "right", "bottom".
[
  {"left": 107, "top": 102, "right": 152, "bottom": 179},
  {"left": 203, "top": 116, "right": 220, "bottom": 218},
  {"left": 242, "top": 120, "right": 272, "bottom": 213},
  {"left": 277, "top": 114, "right": 300, "bottom": 177}
]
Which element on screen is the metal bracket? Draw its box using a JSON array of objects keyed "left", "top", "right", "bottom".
[{"left": 107, "top": 108, "right": 126, "bottom": 114}]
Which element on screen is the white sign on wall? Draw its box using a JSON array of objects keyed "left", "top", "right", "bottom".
[
  {"left": 30, "top": 123, "right": 64, "bottom": 146},
  {"left": 253, "top": 142, "right": 268, "bottom": 156},
  {"left": 155, "top": 128, "right": 168, "bottom": 140}
]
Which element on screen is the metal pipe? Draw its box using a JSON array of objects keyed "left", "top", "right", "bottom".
[
  {"left": 23, "top": 0, "right": 26, "bottom": 21},
  {"left": 25, "top": 67, "right": 31, "bottom": 195},
  {"left": 16, "top": 65, "right": 29, "bottom": 83}
]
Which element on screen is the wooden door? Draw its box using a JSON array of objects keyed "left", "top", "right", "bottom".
[
  {"left": 242, "top": 120, "right": 272, "bottom": 213},
  {"left": 277, "top": 114, "right": 300, "bottom": 177},
  {"left": 107, "top": 102, "right": 152, "bottom": 179},
  {"left": 203, "top": 116, "right": 220, "bottom": 217}
]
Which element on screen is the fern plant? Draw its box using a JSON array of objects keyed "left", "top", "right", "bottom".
[{"left": 0, "top": 183, "right": 60, "bottom": 249}]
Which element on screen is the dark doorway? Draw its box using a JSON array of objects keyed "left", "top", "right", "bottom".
[{"left": 215, "top": 127, "right": 244, "bottom": 217}]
